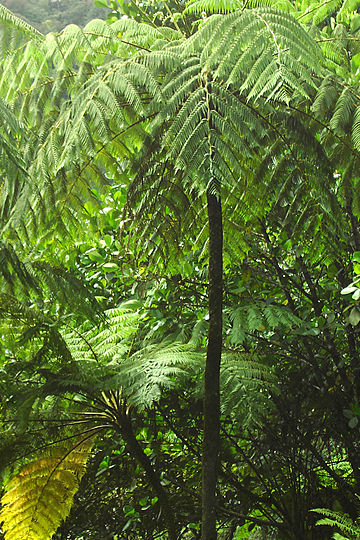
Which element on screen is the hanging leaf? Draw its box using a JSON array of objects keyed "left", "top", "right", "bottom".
[{"left": 0, "top": 436, "right": 95, "bottom": 540}]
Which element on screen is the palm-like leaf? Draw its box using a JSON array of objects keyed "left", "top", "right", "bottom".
[{"left": 0, "top": 435, "right": 95, "bottom": 540}]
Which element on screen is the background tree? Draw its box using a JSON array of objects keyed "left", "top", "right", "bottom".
[{"left": 0, "top": 0, "right": 106, "bottom": 31}]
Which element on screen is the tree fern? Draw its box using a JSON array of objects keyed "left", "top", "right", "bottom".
[
  {"left": 0, "top": 245, "right": 102, "bottom": 325},
  {"left": 0, "top": 2, "right": 326, "bottom": 246},
  {"left": 0, "top": 435, "right": 95, "bottom": 540}
]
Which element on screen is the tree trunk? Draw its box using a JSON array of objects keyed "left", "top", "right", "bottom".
[{"left": 202, "top": 190, "right": 223, "bottom": 539}]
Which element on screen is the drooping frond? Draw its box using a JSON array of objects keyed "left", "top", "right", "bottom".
[
  {"left": 0, "top": 241, "right": 37, "bottom": 292},
  {"left": 0, "top": 3, "right": 43, "bottom": 56},
  {"left": 0, "top": 98, "right": 30, "bottom": 234},
  {"left": 0, "top": 242, "right": 102, "bottom": 324},
  {"left": 0, "top": 12, "right": 180, "bottom": 237},
  {"left": 220, "top": 352, "right": 275, "bottom": 423},
  {"left": 0, "top": 435, "right": 95, "bottom": 540},
  {"left": 126, "top": 156, "right": 197, "bottom": 266},
  {"left": 311, "top": 76, "right": 360, "bottom": 154}
]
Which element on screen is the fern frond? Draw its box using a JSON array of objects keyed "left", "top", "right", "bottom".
[
  {"left": 352, "top": 104, "right": 360, "bottom": 151},
  {"left": 185, "top": 0, "right": 295, "bottom": 13},
  {"left": 0, "top": 435, "right": 95, "bottom": 540},
  {"left": 228, "top": 302, "right": 302, "bottom": 345},
  {"left": 311, "top": 75, "right": 339, "bottom": 119},
  {"left": 185, "top": 0, "right": 242, "bottom": 14},
  {"left": 184, "top": 8, "right": 323, "bottom": 103},
  {"left": 0, "top": 3, "right": 42, "bottom": 57},
  {"left": 61, "top": 305, "right": 140, "bottom": 365},
  {"left": 337, "top": 0, "right": 360, "bottom": 21},
  {"left": 157, "top": 62, "right": 263, "bottom": 194},
  {"left": 313, "top": 0, "right": 341, "bottom": 25},
  {"left": 110, "top": 17, "right": 182, "bottom": 47},
  {"left": 108, "top": 342, "right": 203, "bottom": 408},
  {"left": 330, "top": 87, "right": 356, "bottom": 134},
  {"left": 220, "top": 352, "right": 275, "bottom": 422},
  {"left": 312, "top": 507, "right": 360, "bottom": 539}
]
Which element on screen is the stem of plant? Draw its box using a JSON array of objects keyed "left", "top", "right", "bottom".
[{"left": 119, "top": 413, "right": 178, "bottom": 540}]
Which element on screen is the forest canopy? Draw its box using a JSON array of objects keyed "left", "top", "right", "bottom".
[{"left": 1, "top": 0, "right": 360, "bottom": 539}]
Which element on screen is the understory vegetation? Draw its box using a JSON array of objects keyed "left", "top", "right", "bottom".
[{"left": 1, "top": 0, "right": 360, "bottom": 538}]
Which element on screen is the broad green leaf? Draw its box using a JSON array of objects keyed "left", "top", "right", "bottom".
[
  {"left": 88, "top": 251, "right": 105, "bottom": 262},
  {"left": 103, "top": 262, "right": 118, "bottom": 271},
  {"left": 352, "top": 251, "right": 360, "bottom": 263},
  {"left": 341, "top": 286, "right": 358, "bottom": 295},
  {"left": 349, "top": 307, "right": 360, "bottom": 326},
  {"left": 94, "top": 0, "right": 109, "bottom": 7}
]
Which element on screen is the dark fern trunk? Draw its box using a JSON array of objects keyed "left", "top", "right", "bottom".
[
  {"left": 118, "top": 413, "right": 178, "bottom": 540},
  {"left": 202, "top": 190, "right": 223, "bottom": 540}
]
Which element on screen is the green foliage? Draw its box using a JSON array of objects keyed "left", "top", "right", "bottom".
[
  {"left": 0, "top": 1, "right": 324, "bottom": 234},
  {"left": 228, "top": 302, "right": 301, "bottom": 345},
  {"left": 0, "top": 296, "right": 272, "bottom": 537}
]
